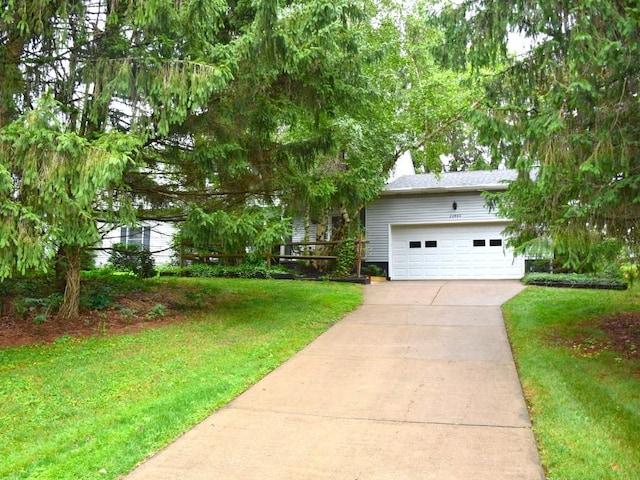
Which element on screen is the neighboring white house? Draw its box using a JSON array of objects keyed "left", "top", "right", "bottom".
[
  {"left": 94, "top": 221, "right": 177, "bottom": 267},
  {"left": 365, "top": 169, "right": 524, "bottom": 280}
]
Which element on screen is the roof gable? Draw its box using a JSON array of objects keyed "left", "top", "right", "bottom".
[{"left": 383, "top": 169, "right": 518, "bottom": 195}]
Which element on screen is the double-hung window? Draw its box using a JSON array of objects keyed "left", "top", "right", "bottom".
[{"left": 120, "top": 226, "right": 151, "bottom": 250}]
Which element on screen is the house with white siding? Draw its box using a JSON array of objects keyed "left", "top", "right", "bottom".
[
  {"left": 94, "top": 221, "right": 177, "bottom": 267},
  {"left": 91, "top": 154, "right": 523, "bottom": 278},
  {"left": 364, "top": 169, "right": 524, "bottom": 280}
]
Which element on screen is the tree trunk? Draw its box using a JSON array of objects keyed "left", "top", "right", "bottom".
[
  {"left": 53, "top": 247, "right": 69, "bottom": 294},
  {"left": 0, "top": 34, "right": 26, "bottom": 128},
  {"left": 58, "top": 246, "right": 82, "bottom": 321},
  {"left": 303, "top": 206, "right": 311, "bottom": 252},
  {"left": 313, "top": 210, "right": 330, "bottom": 272}
]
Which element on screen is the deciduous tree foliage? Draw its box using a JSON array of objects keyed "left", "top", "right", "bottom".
[
  {"left": 435, "top": 0, "right": 640, "bottom": 269},
  {"left": 397, "top": 1, "right": 493, "bottom": 172}
]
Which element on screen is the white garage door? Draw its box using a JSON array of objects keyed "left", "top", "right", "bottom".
[{"left": 391, "top": 224, "right": 523, "bottom": 280}]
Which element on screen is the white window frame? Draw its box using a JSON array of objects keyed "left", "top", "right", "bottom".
[{"left": 120, "top": 226, "right": 151, "bottom": 250}]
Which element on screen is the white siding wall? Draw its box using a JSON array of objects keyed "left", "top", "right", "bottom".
[
  {"left": 291, "top": 217, "right": 318, "bottom": 243},
  {"left": 94, "top": 222, "right": 177, "bottom": 267},
  {"left": 365, "top": 192, "right": 504, "bottom": 262}
]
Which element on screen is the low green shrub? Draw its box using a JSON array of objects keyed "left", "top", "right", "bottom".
[
  {"left": 146, "top": 303, "right": 167, "bottom": 318},
  {"left": 14, "top": 297, "right": 48, "bottom": 319},
  {"left": 108, "top": 243, "right": 157, "bottom": 278},
  {"left": 81, "top": 269, "right": 146, "bottom": 294},
  {"left": 117, "top": 306, "right": 138, "bottom": 320},
  {"left": 363, "top": 264, "right": 384, "bottom": 277},
  {"left": 13, "top": 293, "right": 63, "bottom": 321},
  {"left": 620, "top": 263, "right": 639, "bottom": 287},
  {"left": 0, "top": 277, "right": 54, "bottom": 297},
  {"left": 81, "top": 290, "right": 113, "bottom": 310},
  {"left": 79, "top": 270, "right": 147, "bottom": 311},
  {"left": 180, "top": 262, "right": 291, "bottom": 279},
  {"left": 522, "top": 272, "right": 627, "bottom": 290}
]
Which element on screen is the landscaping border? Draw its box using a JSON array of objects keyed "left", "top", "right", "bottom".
[{"left": 524, "top": 280, "right": 627, "bottom": 290}]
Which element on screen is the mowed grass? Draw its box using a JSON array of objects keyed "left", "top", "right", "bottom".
[
  {"left": 503, "top": 286, "right": 640, "bottom": 480},
  {"left": 0, "top": 277, "right": 362, "bottom": 480}
]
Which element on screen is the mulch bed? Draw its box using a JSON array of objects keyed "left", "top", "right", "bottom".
[
  {"left": 0, "top": 291, "right": 185, "bottom": 348},
  {"left": 550, "top": 312, "right": 640, "bottom": 361},
  {"left": 599, "top": 312, "right": 640, "bottom": 359}
]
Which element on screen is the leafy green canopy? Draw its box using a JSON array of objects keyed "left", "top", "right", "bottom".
[
  {"left": 395, "top": 1, "right": 495, "bottom": 172},
  {"left": 435, "top": 0, "right": 640, "bottom": 270}
]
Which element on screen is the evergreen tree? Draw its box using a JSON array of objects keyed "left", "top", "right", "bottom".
[
  {"left": 0, "top": 0, "right": 235, "bottom": 318},
  {"left": 167, "top": 0, "right": 409, "bottom": 251},
  {"left": 0, "top": 0, "right": 408, "bottom": 316},
  {"left": 434, "top": 0, "right": 640, "bottom": 269}
]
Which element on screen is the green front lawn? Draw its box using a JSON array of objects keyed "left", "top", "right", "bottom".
[
  {"left": 0, "top": 277, "right": 362, "bottom": 480},
  {"left": 503, "top": 286, "right": 640, "bottom": 480}
]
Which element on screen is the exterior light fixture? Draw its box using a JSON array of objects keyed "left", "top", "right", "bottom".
[{"left": 452, "top": 201, "right": 458, "bottom": 210}]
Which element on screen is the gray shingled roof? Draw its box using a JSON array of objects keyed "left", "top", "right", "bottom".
[{"left": 383, "top": 169, "right": 518, "bottom": 195}]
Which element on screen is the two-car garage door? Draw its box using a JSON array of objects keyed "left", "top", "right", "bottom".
[{"left": 390, "top": 223, "right": 523, "bottom": 280}]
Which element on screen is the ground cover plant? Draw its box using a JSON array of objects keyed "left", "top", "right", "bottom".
[
  {"left": 503, "top": 286, "right": 640, "bottom": 480},
  {"left": 167, "top": 263, "right": 293, "bottom": 280},
  {"left": 522, "top": 273, "right": 628, "bottom": 290},
  {"left": 0, "top": 277, "right": 362, "bottom": 479}
]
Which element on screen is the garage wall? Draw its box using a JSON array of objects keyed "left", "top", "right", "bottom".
[{"left": 365, "top": 192, "right": 500, "bottom": 262}]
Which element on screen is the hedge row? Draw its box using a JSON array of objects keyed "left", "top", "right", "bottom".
[{"left": 522, "top": 273, "right": 627, "bottom": 290}]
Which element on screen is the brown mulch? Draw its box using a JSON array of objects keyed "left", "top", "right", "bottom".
[
  {"left": 599, "top": 312, "right": 640, "bottom": 359},
  {"left": 554, "top": 312, "right": 640, "bottom": 360},
  {"left": 0, "top": 291, "right": 187, "bottom": 348}
]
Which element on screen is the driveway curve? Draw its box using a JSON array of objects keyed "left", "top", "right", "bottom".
[{"left": 125, "top": 280, "right": 544, "bottom": 480}]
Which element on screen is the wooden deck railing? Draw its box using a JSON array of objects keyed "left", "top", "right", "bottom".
[{"left": 179, "top": 238, "right": 368, "bottom": 276}]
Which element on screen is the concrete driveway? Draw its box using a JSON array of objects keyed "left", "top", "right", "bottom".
[{"left": 125, "top": 280, "right": 544, "bottom": 480}]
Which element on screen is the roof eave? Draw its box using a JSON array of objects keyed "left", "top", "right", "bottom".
[{"left": 381, "top": 184, "right": 510, "bottom": 196}]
